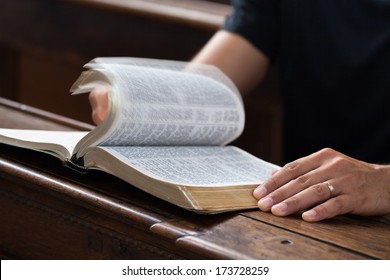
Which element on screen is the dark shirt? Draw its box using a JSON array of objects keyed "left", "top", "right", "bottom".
[{"left": 224, "top": 0, "right": 390, "bottom": 163}]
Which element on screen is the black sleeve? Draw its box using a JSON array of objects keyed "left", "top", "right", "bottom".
[{"left": 223, "top": 0, "right": 280, "bottom": 60}]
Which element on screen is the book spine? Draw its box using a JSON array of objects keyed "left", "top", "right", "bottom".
[{"left": 65, "top": 154, "right": 87, "bottom": 174}]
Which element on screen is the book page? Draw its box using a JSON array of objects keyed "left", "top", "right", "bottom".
[
  {"left": 78, "top": 58, "right": 245, "bottom": 149},
  {"left": 94, "top": 146, "right": 279, "bottom": 187},
  {"left": 0, "top": 129, "right": 88, "bottom": 160}
]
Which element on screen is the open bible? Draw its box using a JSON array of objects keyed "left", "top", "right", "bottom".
[{"left": 0, "top": 57, "right": 279, "bottom": 213}]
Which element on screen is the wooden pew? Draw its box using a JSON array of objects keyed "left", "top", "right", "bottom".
[{"left": 1, "top": 97, "right": 389, "bottom": 260}]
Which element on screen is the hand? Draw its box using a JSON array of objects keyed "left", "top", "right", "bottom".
[
  {"left": 253, "top": 148, "right": 390, "bottom": 222},
  {"left": 88, "top": 86, "right": 110, "bottom": 125}
]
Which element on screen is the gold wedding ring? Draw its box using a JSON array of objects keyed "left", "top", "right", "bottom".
[{"left": 327, "top": 181, "right": 335, "bottom": 198}]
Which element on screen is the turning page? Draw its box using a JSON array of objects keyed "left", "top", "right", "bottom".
[{"left": 71, "top": 58, "right": 245, "bottom": 156}]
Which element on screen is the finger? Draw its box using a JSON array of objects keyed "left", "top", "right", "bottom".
[
  {"left": 89, "top": 87, "right": 107, "bottom": 108},
  {"left": 89, "top": 87, "right": 110, "bottom": 124},
  {"left": 256, "top": 167, "right": 331, "bottom": 211},
  {"left": 91, "top": 108, "right": 107, "bottom": 125},
  {"left": 254, "top": 148, "right": 342, "bottom": 201},
  {"left": 258, "top": 153, "right": 324, "bottom": 196},
  {"left": 301, "top": 195, "right": 352, "bottom": 222},
  {"left": 269, "top": 181, "right": 336, "bottom": 216}
]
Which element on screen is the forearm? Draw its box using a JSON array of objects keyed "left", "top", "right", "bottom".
[{"left": 192, "top": 30, "right": 270, "bottom": 95}]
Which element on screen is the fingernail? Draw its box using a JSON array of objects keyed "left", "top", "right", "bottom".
[
  {"left": 258, "top": 197, "right": 274, "bottom": 210},
  {"left": 302, "top": 209, "right": 318, "bottom": 221},
  {"left": 272, "top": 202, "right": 288, "bottom": 214},
  {"left": 253, "top": 186, "right": 267, "bottom": 199}
]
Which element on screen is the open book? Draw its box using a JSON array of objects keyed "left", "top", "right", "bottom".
[{"left": 0, "top": 57, "right": 279, "bottom": 213}]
